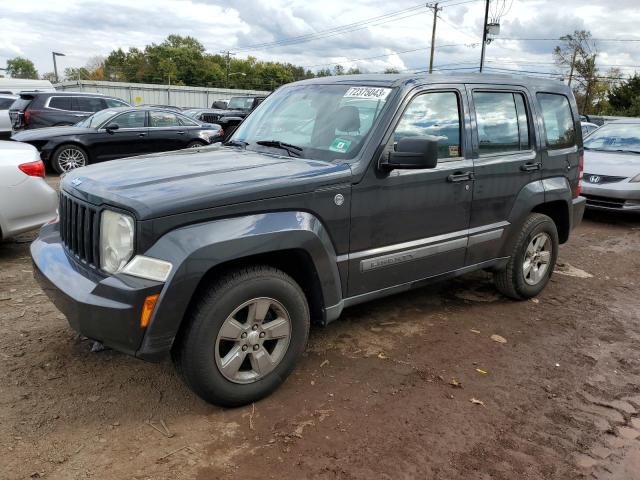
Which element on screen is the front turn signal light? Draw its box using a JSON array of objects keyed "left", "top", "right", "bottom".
[{"left": 140, "top": 294, "right": 160, "bottom": 328}]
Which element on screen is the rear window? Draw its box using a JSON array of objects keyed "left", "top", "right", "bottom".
[
  {"left": 105, "top": 98, "right": 129, "bottom": 108},
  {"left": 73, "top": 96, "right": 106, "bottom": 112},
  {"left": 537, "top": 93, "right": 576, "bottom": 149},
  {"left": 48, "top": 96, "right": 73, "bottom": 110}
]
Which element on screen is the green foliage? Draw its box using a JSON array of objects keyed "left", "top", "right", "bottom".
[
  {"left": 101, "top": 35, "right": 317, "bottom": 90},
  {"left": 607, "top": 74, "right": 640, "bottom": 116},
  {"left": 6, "top": 57, "right": 39, "bottom": 79}
]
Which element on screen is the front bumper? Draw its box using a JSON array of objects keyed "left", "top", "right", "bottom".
[
  {"left": 582, "top": 183, "right": 640, "bottom": 212},
  {"left": 31, "top": 223, "right": 164, "bottom": 357}
]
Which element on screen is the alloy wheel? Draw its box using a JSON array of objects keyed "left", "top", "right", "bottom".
[
  {"left": 523, "top": 232, "right": 552, "bottom": 286},
  {"left": 214, "top": 297, "right": 292, "bottom": 384},
  {"left": 57, "top": 148, "right": 87, "bottom": 172}
]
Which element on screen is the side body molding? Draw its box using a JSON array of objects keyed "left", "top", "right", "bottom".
[{"left": 137, "top": 211, "right": 342, "bottom": 359}]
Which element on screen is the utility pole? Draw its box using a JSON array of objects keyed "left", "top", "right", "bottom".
[
  {"left": 479, "top": 0, "right": 490, "bottom": 72},
  {"left": 428, "top": 3, "right": 442, "bottom": 73},
  {"left": 52, "top": 51, "right": 65, "bottom": 83},
  {"left": 567, "top": 47, "right": 578, "bottom": 86},
  {"left": 221, "top": 50, "right": 235, "bottom": 88}
]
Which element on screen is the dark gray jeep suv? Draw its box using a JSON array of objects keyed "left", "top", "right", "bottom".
[{"left": 31, "top": 74, "right": 586, "bottom": 406}]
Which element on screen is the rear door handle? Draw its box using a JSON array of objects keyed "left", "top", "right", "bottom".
[
  {"left": 138, "top": 132, "right": 147, "bottom": 137},
  {"left": 520, "top": 162, "right": 542, "bottom": 172},
  {"left": 176, "top": 131, "right": 185, "bottom": 135},
  {"left": 447, "top": 171, "right": 474, "bottom": 183}
]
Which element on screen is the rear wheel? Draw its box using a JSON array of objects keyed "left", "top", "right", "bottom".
[
  {"left": 186, "top": 140, "right": 207, "bottom": 148},
  {"left": 172, "top": 266, "right": 310, "bottom": 407},
  {"left": 494, "top": 213, "right": 559, "bottom": 299},
  {"left": 51, "top": 144, "right": 88, "bottom": 173}
]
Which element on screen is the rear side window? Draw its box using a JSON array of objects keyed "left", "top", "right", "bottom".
[
  {"left": 11, "top": 97, "right": 33, "bottom": 111},
  {"left": 48, "top": 96, "right": 72, "bottom": 110},
  {"left": 394, "top": 91, "right": 462, "bottom": 159},
  {"left": 178, "top": 115, "right": 199, "bottom": 126},
  {"left": 73, "top": 96, "right": 106, "bottom": 112},
  {"left": 473, "top": 91, "right": 531, "bottom": 154},
  {"left": 149, "top": 111, "right": 181, "bottom": 127},
  {"left": 537, "top": 93, "right": 576, "bottom": 148}
]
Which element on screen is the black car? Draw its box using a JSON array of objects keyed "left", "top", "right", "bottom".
[
  {"left": 31, "top": 73, "right": 585, "bottom": 407},
  {"left": 205, "top": 95, "right": 267, "bottom": 139},
  {"left": 12, "top": 106, "right": 223, "bottom": 173},
  {"left": 9, "top": 92, "right": 131, "bottom": 131}
]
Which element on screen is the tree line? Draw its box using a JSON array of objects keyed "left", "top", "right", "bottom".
[{"left": 3, "top": 33, "right": 640, "bottom": 116}]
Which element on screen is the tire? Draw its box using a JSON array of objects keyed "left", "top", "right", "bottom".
[
  {"left": 172, "top": 266, "right": 310, "bottom": 407},
  {"left": 186, "top": 140, "right": 207, "bottom": 148},
  {"left": 494, "top": 213, "right": 559, "bottom": 300},
  {"left": 51, "top": 144, "right": 89, "bottom": 174}
]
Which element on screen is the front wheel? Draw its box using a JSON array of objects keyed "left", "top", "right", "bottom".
[
  {"left": 494, "top": 213, "right": 559, "bottom": 299},
  {"left": 172, "top": 266, "right": 310, "bottom": 407},
  {"left": 51, "top": 144, "right": 88, "bottom": 173}
]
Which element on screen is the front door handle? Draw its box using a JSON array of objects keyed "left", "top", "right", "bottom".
[
  {"left": 138, "top": 132, "right": 147, "bottom": 137},
  {"left": 520, "top": 162, "right": 542, "bottom": 172},
  {"left": 447, "top": 171, "right": 474, "bottom": 183},
  {"left": 176, "top": 131, "right": 185, "bottom": 135}
]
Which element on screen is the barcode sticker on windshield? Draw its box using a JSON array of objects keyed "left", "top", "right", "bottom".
[{"left": 344, "top": 87, "right": 392, "bottom": 99}]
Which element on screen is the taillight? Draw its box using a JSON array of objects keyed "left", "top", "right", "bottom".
[
  {"left": 23, "top": 110, "right": 31, "bottom": 125},
  {"left": 18, "top": 160, "right": 45, "bottom": 178},
  {"left": 219, "top": 128, "right": 224, "bottom": 137},
  {"left": 575, "top": 150, "right": 584, "bottom": 198}
]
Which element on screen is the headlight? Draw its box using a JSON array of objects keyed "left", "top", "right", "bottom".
[
  {"left": 100, "top": 210, "right": 134, "bottom": 274},
  {"left": 630, "top": 174, "right": 640, "bottom": 182}
]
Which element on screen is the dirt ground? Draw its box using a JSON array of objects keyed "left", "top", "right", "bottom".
[{"left": 1, "top": 177, "right": 640, "bottom": 480}]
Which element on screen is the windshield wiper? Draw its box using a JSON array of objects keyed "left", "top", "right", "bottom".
[
  {"left": 614, "top": 149, "right": 640, "bottom": 154},
  {"left": 255, "top": 140, "right": 303, "bottom": 157}
]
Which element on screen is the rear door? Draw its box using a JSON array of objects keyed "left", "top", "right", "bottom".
[
  {"left": 148, "top": 110, "right": 189, "bottom": 151},
  {"left": 466, "top": 85, "right": 541, "bottom": 265}
]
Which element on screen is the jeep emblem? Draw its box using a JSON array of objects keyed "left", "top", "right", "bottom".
[
  {"left": 334, "top": 194, "right": 345, "bottom": 206},
  {"left": 71, "top": 178, "right": 83, "bottom": 187},
  {"left": 589, "top": 175, "right": 601, "bottom": 183}
]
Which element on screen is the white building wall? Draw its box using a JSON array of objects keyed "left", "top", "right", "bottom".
[{"left": 56, "top": 80, "right": 270, "bottom": 108}]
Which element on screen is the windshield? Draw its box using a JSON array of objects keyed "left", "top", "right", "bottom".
[
  {"left": 231, "top": 84, "right": 393, "bottom": 161},
  {"left": 227, "top": 97, "right": 255, "bottom": 110},
  {"left": 76, "top": 109, "right": 118, "bottom": 128},
  {"left": 584, "top": 123, "right": 640, "bottom": 153}
]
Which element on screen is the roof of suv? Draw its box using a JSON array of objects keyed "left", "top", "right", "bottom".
[
  {"left": 291, "top": 73, "right": 570, "bottom": 91},
  {"left": 19, "top": 91, "right": 117, "bottom": 98}
]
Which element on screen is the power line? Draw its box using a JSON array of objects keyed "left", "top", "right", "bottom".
[{"left": 497, "top": 37, "right": 640, "bottom": 42}]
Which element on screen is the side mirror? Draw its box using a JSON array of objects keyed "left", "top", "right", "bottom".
[
  {"left": 381, "top": 136, "right": 439, "bottom": 171},
  {"left": 105, "top": 123, "right": 120, "bottom": 133}
]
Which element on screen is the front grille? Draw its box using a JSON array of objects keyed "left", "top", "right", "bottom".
[
  {"left": 59, "top": 192, "right": 100, "bottom": 267},
  {"left": 583, "top": 173, "right": 627, "bottom": 184},
  {"left": 200, "top": 113, "right": 220, "bottom": 123},
  {"left": 583, "top": 194, "right": 626, "bottom": 209}
]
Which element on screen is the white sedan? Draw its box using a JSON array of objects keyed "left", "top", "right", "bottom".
[{"left": 0, "top": 141, "right": 57, "bottom": 240}]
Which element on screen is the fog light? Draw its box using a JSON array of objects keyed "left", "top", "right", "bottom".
[{"left": 121, "top": 255, "right": 173, "bottom": 282}]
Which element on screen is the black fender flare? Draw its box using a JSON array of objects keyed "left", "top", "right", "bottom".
[{"left": 137, "top": 211, "right": 342, "bottom": 359}]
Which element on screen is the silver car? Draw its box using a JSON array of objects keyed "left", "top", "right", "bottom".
[
  {"left": 0, "top": 94, "right": 17, "bottom": 140},
  {"left": 582, "top": 119, "right": 640, "bottom": 212},
  {"left": 0, "top": 141, "right": 57, "bottom": 240}
]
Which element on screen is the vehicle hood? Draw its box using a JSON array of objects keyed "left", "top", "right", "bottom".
[
  {"left": 12, "top": 126, "right": 92, "bottom": 141},
  {"left": 210, "top": 108, "right": 248, "bottom": 117},
  {"left": 62, "top": 145, "right": 353, "bottom": 219},
  {"left": 583, "top": 150, "right": 640, "bottom": 178}
]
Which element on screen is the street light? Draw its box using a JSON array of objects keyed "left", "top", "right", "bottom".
[{"left": 52, "top": 51, "right": 65, "bottom": 83}]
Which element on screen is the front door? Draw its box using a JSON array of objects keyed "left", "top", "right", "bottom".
[
  {"left": 91, "top": 110, "right": 150, "bottom": 162},
  {"left": 465, "top": 86, "right": 542, "bottom": 265},
  {"left": 347, "top": 86, "right": 474, "bottom": 297}
]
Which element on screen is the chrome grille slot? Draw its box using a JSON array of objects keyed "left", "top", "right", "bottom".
[{"left": 59, "top": 192, "right": 99, "bottom": 267}]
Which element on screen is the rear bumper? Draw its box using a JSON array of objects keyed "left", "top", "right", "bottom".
[{"left": 31, "top": 223, "right": 164, "bottom": 357}]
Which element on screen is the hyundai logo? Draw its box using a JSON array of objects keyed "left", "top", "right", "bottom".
[{"left": 589, "top": 175, "right": 601, "bottom": 184}]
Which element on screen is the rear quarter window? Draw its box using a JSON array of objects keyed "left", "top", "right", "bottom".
[{"left": 537, "top": 93, "right": 576, "bottom": 149}]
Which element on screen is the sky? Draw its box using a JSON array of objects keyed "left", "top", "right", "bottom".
[{"left": 1, "top": 0, "right": 639, "bottom": 82}]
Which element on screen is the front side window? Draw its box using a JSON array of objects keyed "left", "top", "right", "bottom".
[
  {"left": 393, "top": 91, "right": 462, "bottom": 159},
  {"left": 537, "top": 93, "right": 576, "bottom": 149},
  {"left": 584, "top": 122, "right": 640, "bottom": 153},
  {"left": 110, "top": 111, "right": 146, "bottom": 128},
  {"left": 105, "top": 98, "right": 129, "bottom": 108},
  {"left": 474, "top": 91, "right": 530, "bottom": 154},
  {"left": 77, "top": 109, "right": 118, "bottom": 128},
  {"left": 73, "top": 96, "right": 106, "bottom": 113},
  {"left": 149, "top": 111, "right": 181, "bottom": 127},
  {"left": 233, "top": 84, "right": 392, "bottom": 161}
]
